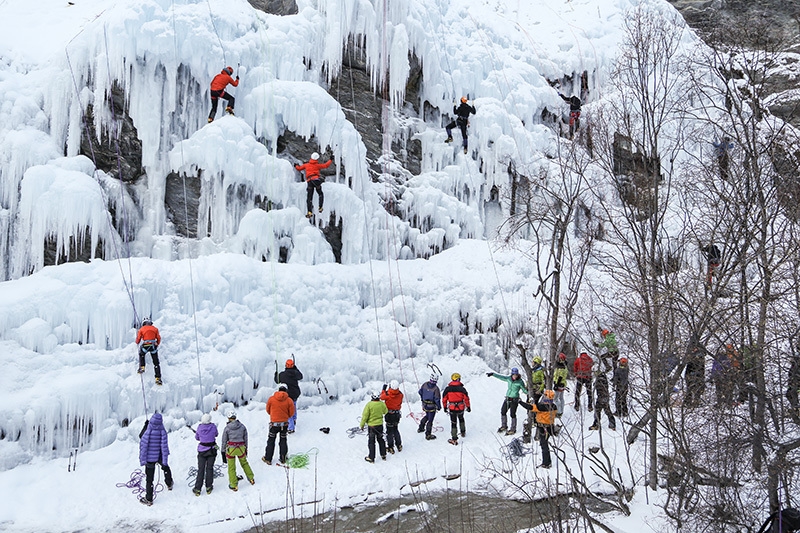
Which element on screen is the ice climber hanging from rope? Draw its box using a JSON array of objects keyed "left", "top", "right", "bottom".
[
  {"left": 208, "top": 66, "right": 239, "bottom": 123},
  {"left": 445, "top": 96, "right": 476, "bottom": 154},
  {"left": 295, "top": 152, "right": 333, "bottom": 218}
]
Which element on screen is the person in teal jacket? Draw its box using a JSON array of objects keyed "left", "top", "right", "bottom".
[
  {"left": 360, "top": 392, "right": 389, "bottom": 463},
  {"left": 487, "top": 367, "right": 527, "bottom": 435}
]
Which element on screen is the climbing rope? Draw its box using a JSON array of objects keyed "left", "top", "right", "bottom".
[
  {"left": 116, "top": 467, "right": 164, "bottom": 500},
  {"left": 284, "top": 448, "right": 319, "bottom": 469},
  {"left": 185, "top": 464, "right": 225, "bottom": 486},
  {"left": 170, "top": 0, "right": 205, "bottom": 406},
  {"left": 66, "top": 26, "right": 152, "bottom": 415}
]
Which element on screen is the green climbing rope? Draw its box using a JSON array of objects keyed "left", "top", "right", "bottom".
[{"left": 284, "top": 448, "right": 319, "bottom": 469}]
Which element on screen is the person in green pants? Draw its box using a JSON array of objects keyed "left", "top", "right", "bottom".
[
  {"left": 487, "top": 367, "right": 527, "bottom": 435},
  {"left": 220, "top": 410, "right": 254, "bottom": 491},
  {"left": 360, "top": 392, "right": 389, "bottom": 463}
]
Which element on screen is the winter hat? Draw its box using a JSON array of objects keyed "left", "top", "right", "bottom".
[
  {"left": 389, "top": 380, "right": 400, "bottom": 390},
  {"left": 278, "top": 383, "right": 288, "bottom": 391},
  {"left": 226, "top": 409, "right": 237, "bottom": 419},
  {"left": 370, "top": 391, "right": 380, "bottom": 400},
  {"left": 201, "top": 414, "right": 211, "bottom": 424},
  {"left": 311, "top": 152, "right": 320, "bottom": 160},
  {"left": 558, "top": 352, "right": 567, "bottom": 361},
  {"left": 429, "top": 374, "right": 438, "bottom": 383}
]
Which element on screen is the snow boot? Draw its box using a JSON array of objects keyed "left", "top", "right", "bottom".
[
  {"left": 306, "top": 211, "right": 313, "bottom": 218},
  {"left": 396, "top": 444, "right": 403, "bottom": 452},
  {"left": 140, "top": 497, "right": 153, "bottom": 506},
  {"left": 509, "top": 417, "right": 518, "bottom": 434},
  {"left": 155, "top": 377, "right": 162, "bottom": 385},
  {"left": 445, "top": 136, "right": 453, "bottom": 143},
  {"left": 463, "top": 147, "right": 468, "bottom": 154},
  {"left": 364, "top": 456, "right": 374, "bottom": 463},
  {"left": 226, "top": 106, "right": 234, "bottom": 115},
  {"left": 193, "top": 489, "right": 201, "bottom": 496},
  {"left": 589, "top": 424, "right": 599, "bottom": 430},
  {"left": 609, "top": 424, "right": 616, "bottom": 431},
  {"left": 318, "top": 206, "right": 323, "bottom": 213},
  {"left": 587, "top": 405, "right": 594, "bottom": 412},
  {"left": 206, "top": 487, "right": 213, "bottom": 495},
  {"left": 539, "top": 463, "right": 552, "bottom": 469},
  {"left": 497, "top": 426, "right": 508, "bottom": 433},
  {"left": 137, "top": 365, "right": 145, "bottom": 374},
  {"left": 229, "top": 485, "right": 238, "bottom": 492},
  {"left": 249, "top": 478, "right": 255, "bottom": 485},
  {"left": 381, "top": 455, "right": 387, "bottom": 461},
  {"left": 262, "top": 456, "right": 271, "bottom": 465},
  {"left": 425, "top": 434, "right": 436, "bottom": 440},
  {"left": 505, "top": 429, "right": 516, "bottom": 436},
  {"left": 207, "top": 117, "right": 213, "bottom": 123},
  {"left": 461, "top": 430, "right": 466, "bottom": 437},
  {"left": 387, "top": 447, "right": 395, "bottom": 454},
  {"left": 448, "top": 438, "right": 458, "bottom": 445}
]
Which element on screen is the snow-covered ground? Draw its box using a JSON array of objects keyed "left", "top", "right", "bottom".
[{"left": 0, "top": 0, "right": 699, "bottom": 530}]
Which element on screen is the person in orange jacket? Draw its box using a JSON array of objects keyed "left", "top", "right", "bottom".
[
  {"left": 136, "top": 317, "right": 162, "bottom": 384},
  {"left": 295, "top": 152, "right": 333, "bottom": 218},
  {"left": 262, "top": 384, "right": 296, "bottom": 465},
  {"left": 208, "top": 66, "right": 239, "bottom": 123},
  {"left": 380, "top": 380, "right": 404, "bottom": 454}
]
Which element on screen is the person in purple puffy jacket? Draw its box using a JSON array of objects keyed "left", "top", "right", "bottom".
[
  {"left": 193, "top": 414, "right": 219, "bottom": 496},
  {"left": 138, "top": 412, "right": 174, "bottom": 505}
]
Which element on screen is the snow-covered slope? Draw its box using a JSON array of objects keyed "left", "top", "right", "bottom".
[{"left": 0, "top": 0, "right": 702, "bottom": 530}]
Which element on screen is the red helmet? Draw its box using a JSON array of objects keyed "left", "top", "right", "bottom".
[
  {"left": 224, "top": 66, "right": 234, "bottom": 75},
  {"left": 558, "top": 352, "right": 567, "bottom": 361},
  {"left": 619, "top": 357, "right": 628, "bottom": 366},
  {"left": 285, "top": 359, "right": 294, "bottom": 368},
  {"left": 461, "top": 96, "right": 468, "bottom": 103},
  {"left": 601, "top": 329, "right": 610, "bottom": 337}
]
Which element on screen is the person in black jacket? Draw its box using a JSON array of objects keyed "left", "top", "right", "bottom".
[
  {"left": 788, "top": 351, "right": 800, "bottom": 422},
  {"left": 274, "top": 359, "right": 303, "bottom": 433},
  {"left": 612, "top": 358, "right": 629, "bottom": 417},
  {"left": 558, "top": 92, "right": 581, "bottom": 138},
  {"left": 589, "top": 371, "right": 615, "bottom": 431},
  {"left": 445, "top": 96, "right": 477, "bottom": 153}
]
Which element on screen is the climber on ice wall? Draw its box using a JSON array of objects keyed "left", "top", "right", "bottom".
[{"left": 208, "top": 66, "right": 239, "bottom": 123}]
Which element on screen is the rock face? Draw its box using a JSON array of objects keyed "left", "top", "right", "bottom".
[
  {"left": 165, "top": 171, "right": 202, "bottom": 238},
  {"left": 329, "top": 40, "right": 423, "bottom": 180},
  {"left": 247, "top": 0, "right": 298, "bottom": 16},
  {"left": 667, "top": 0, "right": 800, "bottom": 127},
  {"left": 80, "top": 83, "right": 143, "bottom": 183}
]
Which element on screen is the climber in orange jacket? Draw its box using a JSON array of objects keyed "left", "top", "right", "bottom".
[
  {"left": 136, "top": 317, "right": 162, "bottom": 384},
  {"left": 295, "top": 152, "right": 333, "bottom": 218},
  {"left": 208, "top": 66, "right": 239, "bottom": 123}
]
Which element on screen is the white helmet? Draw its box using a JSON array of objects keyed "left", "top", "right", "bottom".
[
  {"left": 278, "top": 383, "right": 288, "bottom": 391},
  {"left": 142, "top": 317, "right": 153, "bottom": 326},
  {"left": 389, "top": 380, "right": 399, "bottom": 390},
  {"left": 201, "top": 414, "right": 211, "bottom": 424},
  {"left": 311, "top": 152, "right": 320, "bottom": 160},
  {"left": 226, "top": 409, "right": 236, "bottom": 419}
]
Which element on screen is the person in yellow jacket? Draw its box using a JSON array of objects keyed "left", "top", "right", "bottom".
[
  {"left": 360, "top": 392, "right": 389, "bottom": 463},
  {"left": 520, "top": 390, "right": 557, "bottom": 469}
]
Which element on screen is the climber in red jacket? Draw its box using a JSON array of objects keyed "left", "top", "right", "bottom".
[
  {"left": 208, "top": 66, "right": 239, "bottom": 123},
  {"left": 295, "top": 152, "right": 333, "bottom": 218}
]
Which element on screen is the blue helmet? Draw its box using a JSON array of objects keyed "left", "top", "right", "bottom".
[{"left": 511, "top": 367, "right": 519, "bottom": 375}]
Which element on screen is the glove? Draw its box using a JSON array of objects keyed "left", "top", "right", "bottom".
[
  {"left": 466, "top": 407, "right": 471, "bottom": 412},
  {"left": 382, "top": 383, "right": 387, "bottom": 391},
  {"left": 486, "top": 372, "right": 493, "bottom": 377},
  {"left": 236, "top": 75, "right": 240, "bottom": 80},
  {"left": 222, "top": 454, "right": 227, "bottom": 464},
  {"left": 444, "top": 409, "right": 449, "bottom": 413}
]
